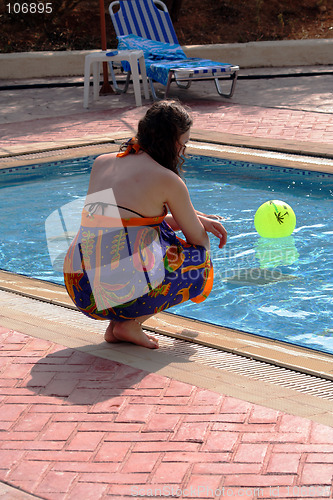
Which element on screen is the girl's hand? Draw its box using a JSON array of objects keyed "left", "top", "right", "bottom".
[
  {"left": 205, "top": 214, "right": 227, "bottom": 221},
  {"left": 199, "top": 216, "right": 227, "bottom": 249},
  {"left": 195, "top": 210, "right": 227, "bottom": 221}
]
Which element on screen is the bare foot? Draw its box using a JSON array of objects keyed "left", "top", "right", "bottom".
[
  {"left": 113, "top": 320, "right": 159, "bottom": 349},
  {"left": 104, "top": 321, "right": 121, "bottom": 343}
]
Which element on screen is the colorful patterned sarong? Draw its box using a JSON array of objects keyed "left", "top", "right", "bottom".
[{"left": 63, "top": 208, "right": 213, "bottom": 321}]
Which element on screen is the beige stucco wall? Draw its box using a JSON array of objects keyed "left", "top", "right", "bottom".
[
  {"left": 1, "top": 39, "right": 332, "bottom": 79},
  {"left": 184, "top": 39, "right": 333, "bottom": 67}
]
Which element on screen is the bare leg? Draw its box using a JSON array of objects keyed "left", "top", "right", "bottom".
[
  {"left": 105, "top": 314, "right": 159, "bottom": 349},
  {"left": 104, "top": 321, "right": 118, "bottom": 343}
]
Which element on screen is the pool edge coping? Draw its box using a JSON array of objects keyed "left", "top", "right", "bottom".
[
  {"left": 1, "top": 129, "right": 333, "bottom": 167},
  {"left": 1, "top": 133, "right": 333, "bottom": 177},
  {"left": 1, "top": 268, "right": 332, "bottom": 383}
]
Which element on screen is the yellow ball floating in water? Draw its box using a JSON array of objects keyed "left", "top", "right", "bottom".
[{"left": 254, "top": 200, "right": 296, "bottom": 238}]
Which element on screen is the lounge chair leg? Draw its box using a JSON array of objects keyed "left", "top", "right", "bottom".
[
  {"left": 164, "top": 71, "right": 174, "bottom": 98},
  {"left": 175, "top": 80, "right": 191, "bottom": 90},
  {"left": 109, "top": 64, "right": 131, "bottom": 94},
  {"left": 214, "top": 72, "right": 238, "bottom": 98},
  {"left": 149, "top": 78, "right": 160, "bottom": 101}
]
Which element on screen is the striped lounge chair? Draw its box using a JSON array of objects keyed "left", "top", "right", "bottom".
[{"left": 108, "top": 0, "right": 239, "bottom": 100}]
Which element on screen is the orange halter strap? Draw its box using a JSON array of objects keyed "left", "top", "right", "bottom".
[{"left": 116, "top": 138, "right": 141, "bottom": 157}]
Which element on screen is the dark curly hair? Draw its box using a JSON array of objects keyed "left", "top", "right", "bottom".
[{"left": 120, "top": 100, "right": 192, "bottom": 176}]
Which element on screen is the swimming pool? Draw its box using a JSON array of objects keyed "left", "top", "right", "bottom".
[{"left": 1, "top": 153, "right": 332, "bottom": 355}]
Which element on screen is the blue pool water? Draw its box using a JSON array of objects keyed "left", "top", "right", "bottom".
[{"left": 1, "top": 154, "right": 332, "bottom": 354}]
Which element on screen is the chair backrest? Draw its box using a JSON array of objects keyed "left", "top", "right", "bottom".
[{"left": 109, "top": 0, "right": 179, "bottom": 45}]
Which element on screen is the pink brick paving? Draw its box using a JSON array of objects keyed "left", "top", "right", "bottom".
[
  {"left": 1, "top": 328, "right": 333, "bottom": 500},
  {"left": 1, "top": 102, "right": 333, "bottom": 148}
]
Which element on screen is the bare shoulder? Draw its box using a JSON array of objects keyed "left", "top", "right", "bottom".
[
  {"left": 162, "top": 169, "right": 188, "bottom": 196},
  {"left": 88, "top": 153, "right": 117, "bottom": 194},
  {"left": 91, "top": 152, "right": 117, "bottom": 169},
  {"left": 133, "top": 152, "right": 182, "bottom": 187}
]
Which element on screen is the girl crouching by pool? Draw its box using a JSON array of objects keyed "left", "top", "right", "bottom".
[{"left": 64, "top": 100, "right": 227, "bottom": 349}]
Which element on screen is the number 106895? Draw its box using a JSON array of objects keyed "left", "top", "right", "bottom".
[{"left": 6, "top": 3, "right": 52, "bottom": 14}]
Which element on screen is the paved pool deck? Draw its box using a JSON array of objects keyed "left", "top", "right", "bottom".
[
  {"left": 0, "top": 65, "right": 333, "bottom": 499},
  {"left": 1, "top": 66, "right": 333, "bottom": 157}
]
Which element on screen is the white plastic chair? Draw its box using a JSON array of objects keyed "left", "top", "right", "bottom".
[{"left": 83, "top": 49, "right": 150, "bottom": 107}]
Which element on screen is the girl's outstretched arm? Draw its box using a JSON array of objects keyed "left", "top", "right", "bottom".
[{"left": 164, "top": 210, "right": 227, "bottom": 249}]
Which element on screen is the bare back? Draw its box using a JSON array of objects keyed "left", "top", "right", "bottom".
[
  {"left": 86, "top": 151, "right": 170, "bottom": 218},
  {"left": 86, "top": 150, "right": 209, "bottom": 249}
]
